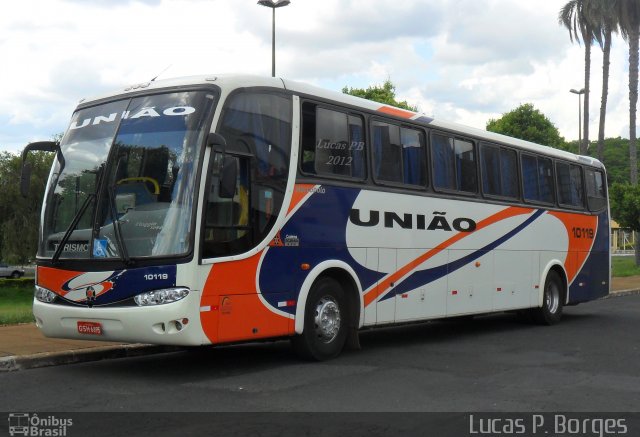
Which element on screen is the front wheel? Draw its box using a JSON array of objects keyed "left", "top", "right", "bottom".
[
  {"left": 10, "top": 271, "right": 21, "bottom": 279},
  {"left": 292, "top": 277, "right": 348, "bottom": 361},
  {"left": 530, "top": 270, "right": 564, "bottom": 325}
]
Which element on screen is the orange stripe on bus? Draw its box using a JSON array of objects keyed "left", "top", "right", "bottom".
[
  {"left": 200, "top": 251, "right": 292, "bottom": 343},
  {"left": 547, "top": 211, "right": 598, "bottom": 283},
  {"left": 287, "top": 184, "right": 317, "bottom": 215},
  {"left": 37, "top": 266, "right": 83, "bottom": 295},
  {"left": 363, "top": 206, "right": 534, "bottom": 307},
  {"left": 377, "top": 106, "right": 417, "bottom": 119}
]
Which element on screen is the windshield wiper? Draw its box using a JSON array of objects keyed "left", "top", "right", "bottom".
[
  {"left": 101, "top": 151, "right": 133, "bottom": 266},
  {"left": 52, "top": 165, "right": 105, "bottom": 263},
  {"left": 106, "top": 183, "right": 132, "bottom": 266},
  {"left": 52, "top": 194, "right": 95, "bottom": 263}
]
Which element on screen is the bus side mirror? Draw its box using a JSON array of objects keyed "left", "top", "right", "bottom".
[
  {"left": 20, "top": 141, "right": 62, "bottom": 198},
  {"left": 20, "top": 162, "right": 32, "bottom": 198},
  {"left": 207, "top": 132, "right": 227, "bottom": 151},
  {"left": 208, "top": 133, "right": 236, "bottom": 198},
  {"left": 219, "top": 156, "right": 237, "bottom": 199}
]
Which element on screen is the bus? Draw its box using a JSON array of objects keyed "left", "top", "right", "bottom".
[{"left": 21, "top": 74, "right": 610, "bottom": 360}]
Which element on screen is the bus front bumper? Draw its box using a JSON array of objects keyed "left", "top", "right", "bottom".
[{"left": 32, "top": 290, "right": 207, "bottom": 346}]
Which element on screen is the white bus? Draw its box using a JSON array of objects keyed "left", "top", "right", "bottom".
[{"left": 22, "top": 75, "right": 610, "bottom": 360}]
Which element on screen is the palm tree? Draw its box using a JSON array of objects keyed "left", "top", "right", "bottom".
[
  {"left": 618, "top": 0, "right": 640, "bottom": 185},
  {"left": 590, "top": 0, "right": 618, "bottom": 163},
  {"left": 560, "top": 0, "right": 597, "bottom": 155}
]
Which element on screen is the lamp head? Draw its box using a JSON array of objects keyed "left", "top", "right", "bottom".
[{"left": 257, "top": 0, "right": 290, "bottom": 7}]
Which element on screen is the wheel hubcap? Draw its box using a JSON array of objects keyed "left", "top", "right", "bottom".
[
  {"left": 546, "top": 281, "right": 560, "bottom": 314},
  {"left": 314, "top": 296, "right": 341, "bottom": 343}
]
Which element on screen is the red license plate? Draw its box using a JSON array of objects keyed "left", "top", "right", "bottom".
[{"left": 77, "top": 321, "right": 103, "bottom": 336}]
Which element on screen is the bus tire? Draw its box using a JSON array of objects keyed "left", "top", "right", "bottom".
[
  {"left": 530, "top": 270, "right": 564, "bottom": 325},
  {"left": 292, "top": 277, "right": 348, "bottom": 361}
]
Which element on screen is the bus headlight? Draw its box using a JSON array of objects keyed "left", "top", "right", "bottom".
[
  {"left": 134, "top": 287, "right": 190, "bottom": 306},
  {"left": 35, "top": 286, "right": 57, "bottom": 303}
]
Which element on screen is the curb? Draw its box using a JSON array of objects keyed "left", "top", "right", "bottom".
[
  {"left": 605, "top": 288, "right": 640, "bottom": 298},
  {"left": 0, "top": 344, "right": 183, "bottom": 372}
]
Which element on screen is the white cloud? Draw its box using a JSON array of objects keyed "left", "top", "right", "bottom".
[{"left": 0, "top": 0, "right": 636, "bottom": 154}]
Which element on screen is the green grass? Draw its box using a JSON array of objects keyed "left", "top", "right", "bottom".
[
  {"left": 612, "top": 256, "right": 640, "bottom": 277},
  {"left": 0, "top": 282, "right": 34, "bottom": 325}
]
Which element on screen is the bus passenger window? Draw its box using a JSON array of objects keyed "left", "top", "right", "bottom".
[
  {"left": 432, "top": 133, "right": 476, "bottom": 193},
  {"left": 501, "top": 149, "right": 518, "bottom": 197},
  {"left": 522, "top": 154, "right": 554, "bottom": 204},
  {"left": 300, "top": 102, "right": 366, "bottom": 180},
  {"left": 481, "top": 144, "right": 517, "bottom": 198},
  {"left": 538, "top": 158, "right": 555, "bottom": 203},
  {"left": 432, "top": 134, "right": 456, "bottom": 190},
  {"left": 401, "top": 127, "right": 426, "bottom": 186},
  {"left": 456, "top": 139, "right": 477, "bottom": 193},
  {"left": 585, "top": 169, "right": 607, "bottom": 211},
  {"left": 556, "top": 162, "right": 584, "bottom": 208},
  {"left": 372, "top": 122, "right": 426, "bottom": 187},
  {"left": 373, "top": 121, "right": 402, "bottom": 183}
]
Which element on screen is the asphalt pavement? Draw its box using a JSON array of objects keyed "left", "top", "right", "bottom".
[{"left": 0, "top": 281, "right": 638, "bottom": 372}]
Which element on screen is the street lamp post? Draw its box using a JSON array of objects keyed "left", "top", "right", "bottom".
[
  {"left": 257, "top": 0, "right": 291, "bottom": 78},
  {"left": 570, "top": 88, "right": 585, "bottom": 152}
]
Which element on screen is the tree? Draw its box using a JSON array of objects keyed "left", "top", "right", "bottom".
[
  {"left": 486, "top": 103, "right": 566, "bottom": 148},
  {"left": 589, "top": 0, "right": 619, "bottom": 163},
  {"left": 342, "top": 80, "right": 418, "bottom": 111},
  {"left": 565, "top": 136, "right": 632, "bottom": 184},
  {"left": 617, "top": 0, "right": 640, "bottom": 185},
  {"left": 559, "top": 0, "right": 597, "bottom": 155},
  {"left": 0, "top": 151, "right": 53, "bottom": 264},
  {"left": 610, "top": 182, "right": 640, "bottom": 265}
]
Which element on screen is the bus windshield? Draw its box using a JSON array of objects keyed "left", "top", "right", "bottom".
[{"left": 39, "top": 90, "right": 217, "bottom": 260}]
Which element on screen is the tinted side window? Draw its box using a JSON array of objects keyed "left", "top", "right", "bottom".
[
  {"left": 372, "top": 122, "right": 426, "bottom": 186},
  {"left": 432, "top": 133, "right": 455, "bottom": 190},
  {"left": 432, "top": 133, "right": 477, "bottom": 193},
  {"left": 401, "top": 127, "right": 427, "bottom": 186},
  {"left": 301, "top": 103, "right": 365, "bottom": 179},
  {"left": 372, "top": 121, "right": 402, "bottom": 183},
  {"left": 538, "top": 158, "right": 555, "bottom": 203},
  {"left": 203, "top": 91, "right": 292, "bottom": 258},
  {"left": 522, "top": 154, "right": 554, "bottom": 204},
  {"left": 557, "top": 162, "right": 585, "bottom": 208},
  {"left": 501, "top": 148, "right": 518, "bottom": 197},
  {"left": 481, "top": 144, "right": 518, "bottom": 198},
  {"left": 585, "top": 169, "right": 607, "bottom": 211}
]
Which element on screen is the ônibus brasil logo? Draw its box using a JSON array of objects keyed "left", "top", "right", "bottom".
[{"left": 8, "top": 413, "right": 73, "bottom": 437}]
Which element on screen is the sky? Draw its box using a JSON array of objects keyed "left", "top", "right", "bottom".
[{"left": 0, "top": 0, "right": 633, "bottom": 154}]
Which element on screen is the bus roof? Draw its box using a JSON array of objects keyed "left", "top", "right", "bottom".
[{"left": 80, "top": 74, "right": 603, "bottom": 170}]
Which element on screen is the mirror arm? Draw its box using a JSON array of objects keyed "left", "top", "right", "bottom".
[{"left": 20, "top": 141, "right": 63, "bottom": 198}]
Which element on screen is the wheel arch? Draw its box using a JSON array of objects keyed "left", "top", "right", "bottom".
[
  {"left": 539, "top": 261, "right": 568, "bottom": 306},
  {"left": 295, "top": 261, "right": 363, "bottom": 334}
]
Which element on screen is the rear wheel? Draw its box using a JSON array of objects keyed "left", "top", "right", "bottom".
[
  {"left": 530, "top": 270, "right": 564, "bottom": 325},
  {"left": 10, "top": 271, "right": 20, "bottom": 279},
  {"left": 292, "top": 277, "right": 348, "bottom": 361}
]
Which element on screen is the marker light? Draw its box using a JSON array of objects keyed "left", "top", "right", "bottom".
[
  {"left": 134, "top": 287, "right": 190, "bottom": 306},
  {"left": 34, "top": 286, "right": 57, "bottom": 303}
]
